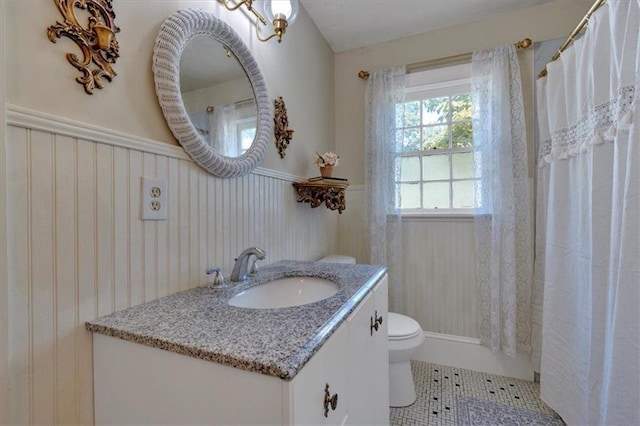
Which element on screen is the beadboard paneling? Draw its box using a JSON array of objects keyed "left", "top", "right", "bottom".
[
  {"left": 4, "top": 117, "right": 337, "bottom": 424},
  {"left": 337, "top": 186, "right": 369, "bottom": 263},
  {"left": 401, "top": 217, "right": 478, "bottom": 338},
  {"left": 338, "top": 189, "right": 478, "bottom": 338}
]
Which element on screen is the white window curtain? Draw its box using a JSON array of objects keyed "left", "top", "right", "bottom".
[
  {"left": 365, "top": 67, "right": 406, "bottom": 312},
  {"left": 188, "top": 111, "right": 211, "bottom": 141},
  {"left": 534, "top": 1, "right": 639, "bottom": 424},
  {"left": 212, "top": 103, "right": 240, "bottom": 157},
  {"left": 471, "top": 45, "right": 532, "bottom": 356}
]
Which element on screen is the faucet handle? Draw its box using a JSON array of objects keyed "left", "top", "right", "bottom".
[
  {"left": 206, "top": 267, "right": 226, "bottom": 288},
  {"left": 248, "top": 257, "right": 260, "bottom": 277}
]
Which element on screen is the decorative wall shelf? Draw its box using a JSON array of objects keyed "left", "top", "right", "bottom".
[{"left": 292, "top": 181, "right": 348, "bottom": 213}]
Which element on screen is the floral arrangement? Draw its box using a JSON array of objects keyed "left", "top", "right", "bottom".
[{"left": 315, "top": 151, "right": 340, "bottom": 168}]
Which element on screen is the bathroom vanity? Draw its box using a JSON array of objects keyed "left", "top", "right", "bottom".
[{"left": 86, "top": 261, "right": 389, "bottom": 425}]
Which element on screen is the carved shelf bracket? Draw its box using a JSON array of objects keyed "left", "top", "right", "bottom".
[
  {"left": 274, "top": 97, "right": 294, "bottom": 158},
  {"left": 47, "top": 0, "right": 120, "bottom": 95},
  {"left": 292, "top": 182, "right": 348, "bottom": 214}
]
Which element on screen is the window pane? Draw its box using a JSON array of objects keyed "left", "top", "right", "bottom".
[
  {"left": 452, "top": 152, "right": 474, "bottom": 179},
  {"left": 397, "top": 101, "right": 420, "bottom": 127},
  {"left": 422, "top": 97, "right": 449, "bottom": 125},
  {"left": 453, "top": 180, "right": 474, "bottom": 209},
  {"left": 422, "top": 154, "right": 449, "bottom": 181},
  {"left": 423, "top": 182, "right": 450, "bottom": 209},
  {"left": 240, "top": 128, "right": 255, "bottom": 151},
  {"left": 451, "top": 122, "right": 473, "bottom": 148},
  {"left": 400, "top": 183, "right": 421, "bottom": 209},
  {"left": 422, "top": 125, "right": 449, "bottom": 150},
  {"left": 451, "top": 94, "right": 472, "bottom": 122},
  {"left": 400, "top": 157, "right": 420, "bottom": 181},
  {"left": 402, "top": 128, "right": 421, "bottom": 151}
]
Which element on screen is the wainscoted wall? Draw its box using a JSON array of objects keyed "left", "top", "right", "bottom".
[
  {"left": 401, "top": 216, "right": 477, "bottom": 338},
  {"left": 338, "top": 188, "right": 478, "bottom": 338},
  {"left": 4, "top": 106, "right": 338, "bottom": 425},
  {"left": 339, "top": 190, "right": 533, "bottom": 379},
  {"left": 337, "top": 186, "right": 368, "bottom": 263}
]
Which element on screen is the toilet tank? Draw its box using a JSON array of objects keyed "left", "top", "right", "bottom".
[{"left": 318, "top": 255, "right": 356, "bottom": 265}]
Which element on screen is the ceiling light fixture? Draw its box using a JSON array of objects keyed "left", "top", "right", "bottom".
[{"left": 217, "top": 0, "right": 299, "bottom": 43}]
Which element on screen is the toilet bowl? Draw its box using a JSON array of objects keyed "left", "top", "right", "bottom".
[
  {"left": 387, "top": 312, "right": 425, "bottom": 406},
  {"left": 318, "top": 255, "right": 425, "bottom": 407}
]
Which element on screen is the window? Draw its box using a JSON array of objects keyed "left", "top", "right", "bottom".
[
  {"left": 395, "top": 64, "right": 477, "bottom": 213},
  {"left": 235, "top": 118, "right": 256, "bottom": 155}
]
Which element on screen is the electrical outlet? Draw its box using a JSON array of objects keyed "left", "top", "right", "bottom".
[{"left": 141, "top": 177, "right": 167, "bottom": 220}]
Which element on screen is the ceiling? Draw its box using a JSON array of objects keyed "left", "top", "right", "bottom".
[{"left": 300, "top": 0, "right": 556, "bottom": 53}]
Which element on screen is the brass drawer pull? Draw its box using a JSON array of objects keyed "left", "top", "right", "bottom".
[
  {"left": 370, "top": 310, "right": 383, "bottom": 335},
  {"left": 324, "top": 383, "right": 338, "bottom": 417},
  {"left": 375, "top": 310, "right": 383, "bottom": 327}
]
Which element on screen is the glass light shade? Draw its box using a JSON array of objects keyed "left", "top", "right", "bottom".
[{"left": 264, "top": 0, "right": 299, "bottom": 25}]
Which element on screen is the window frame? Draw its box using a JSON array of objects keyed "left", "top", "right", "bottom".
[{"left": 396, "top": 63, "right": 476, "bottom": 216}]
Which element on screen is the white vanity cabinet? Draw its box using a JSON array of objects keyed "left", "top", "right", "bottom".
[{"left": 92, "top": 275, "right": 389, "bottom": 425}]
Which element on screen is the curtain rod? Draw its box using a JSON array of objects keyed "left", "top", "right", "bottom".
[
  {"left": 205, "top": 98, "right": 254, "bottom": 113},
  {"left": 538, "top": 0, "right": 606, "bottom": 78},
  {"left": 357, "top": 37, "right": 532, "bottom": 80}
]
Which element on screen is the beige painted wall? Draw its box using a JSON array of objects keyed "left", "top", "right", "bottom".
[
  {"left": 6, "top": 0, "right": 334, "bottom": 177},
  {"left": 334, "top": 0, "right": 593, "bottom": 184},
  {"left": 0, "top": 1, "right": 9, "bottom": 423}
]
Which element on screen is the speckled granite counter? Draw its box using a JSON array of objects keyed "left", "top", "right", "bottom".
[{"left": 86, "top": 260, "right": 386, "bottom": 381}]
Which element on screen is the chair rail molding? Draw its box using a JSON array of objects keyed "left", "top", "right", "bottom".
[{"left": 6, "top": 105, "right": 305, "bottom": 183}]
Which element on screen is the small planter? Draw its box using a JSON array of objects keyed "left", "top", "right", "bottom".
[{"left": 320, "top": 165, "right": 333, "bottom": 177}]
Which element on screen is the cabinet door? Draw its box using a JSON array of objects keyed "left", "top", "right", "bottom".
[
  {"left": 346, "top": 289, "right": 376, "bottom": 425},
  {"left": 346, "top": 276, "right": 390, "bottom": 426},
  {"left": 372, "top": 276, "right": 390, "bottom": 424},
  {"left": 290, "top": 323, "right": 349, "bottom": 425}
]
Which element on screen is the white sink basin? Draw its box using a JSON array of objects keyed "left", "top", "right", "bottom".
[{"left": 228, "top": 276, "right": 339, "bottom": 309}]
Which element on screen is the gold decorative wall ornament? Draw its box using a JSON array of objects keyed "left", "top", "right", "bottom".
[
  {"left": 274, "top": 97, "right": 294, "bottom": 158},
  {"left": 47, "top": 0, "right": 120, "bottom": 94}
]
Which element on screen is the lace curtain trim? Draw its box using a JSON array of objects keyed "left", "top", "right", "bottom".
[{"left": 538, "top": 83, "right": 637, "bottom": 167}]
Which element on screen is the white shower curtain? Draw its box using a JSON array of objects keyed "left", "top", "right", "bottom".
[
  {"left": 471, "top": 45, "right": 532, "bottom": 356},
  {"left": 365, "top": 67, "right": 406, "bottom": 312},
  {"left": 534, "top": 1, "right": 639, "bottom": 424}
]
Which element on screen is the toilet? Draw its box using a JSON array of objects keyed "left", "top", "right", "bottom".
[{"left": 318, "top": 255, "right": 425, "bottom": 407}]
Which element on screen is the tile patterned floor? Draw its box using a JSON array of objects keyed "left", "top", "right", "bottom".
[{"left": 390, "top": 361, "right": 564, "bottom": 426}]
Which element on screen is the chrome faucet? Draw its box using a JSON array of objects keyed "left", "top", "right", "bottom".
[{"left": 230, "top": 247, "right": 266, "bottom": 282}]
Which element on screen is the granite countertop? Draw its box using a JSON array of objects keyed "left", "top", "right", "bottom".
[{"left": 86, "top": 260, "right": 386, "bottom": 381}]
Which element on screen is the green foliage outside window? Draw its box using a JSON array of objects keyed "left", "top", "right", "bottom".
[
  {"left": 396, "top": 94, "right": 473, "bottom": 152},
  {"left": 422, "top": 94, "right": 472, "bottom": 150}
]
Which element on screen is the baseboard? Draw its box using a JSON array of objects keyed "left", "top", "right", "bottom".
[{"left": 413, "top": 331, "right": 534, "bottom": 381}]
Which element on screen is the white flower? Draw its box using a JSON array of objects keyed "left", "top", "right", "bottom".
[{"left": 315, "top": 151, "right": 340, "bottom": 167}]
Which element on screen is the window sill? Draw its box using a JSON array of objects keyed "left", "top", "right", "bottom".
[{"left": 398, "top": 211, "right": 475, "bottom": 221}]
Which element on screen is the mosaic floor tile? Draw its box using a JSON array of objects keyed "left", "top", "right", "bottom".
[{"left": 390, "top": 361, "right": 564, "bottom": 426}]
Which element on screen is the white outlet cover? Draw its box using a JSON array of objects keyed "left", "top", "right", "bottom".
[{"left": 141, "top": 177, "right": 167, "bottom": 220}]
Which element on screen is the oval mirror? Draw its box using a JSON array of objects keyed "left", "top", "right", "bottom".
[
  {"left": 179, "top": 35, "right": 257, "bottom": 158},
  {"left": 152, "top": 9, "right": 272, "bottom": 177}
]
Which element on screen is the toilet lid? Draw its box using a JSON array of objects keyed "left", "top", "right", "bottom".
[{"left": 388, "top": 312, "right": 422, "bottom": 339}]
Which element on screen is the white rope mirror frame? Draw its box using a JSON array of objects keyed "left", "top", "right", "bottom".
[{"left": 152, "top": 9, "right": 272, "bottom": 178}]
